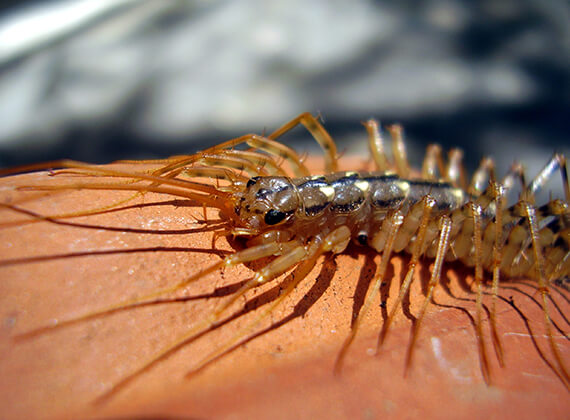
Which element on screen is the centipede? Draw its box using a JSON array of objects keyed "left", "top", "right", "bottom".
[{"left": 0, "top": 113, "right": 568, "bottom": 419}]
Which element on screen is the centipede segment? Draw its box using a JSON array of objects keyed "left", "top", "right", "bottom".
[{"left": 0, "top": 113, "right": 568, "bottom": 407}]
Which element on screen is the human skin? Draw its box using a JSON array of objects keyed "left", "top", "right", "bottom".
[{"left": 0, "top": 157, "right": 568, "bottom": 420}]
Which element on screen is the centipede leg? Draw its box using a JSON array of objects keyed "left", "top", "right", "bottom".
[
  {"left": 525, "top": 153, "right": 569, "bottom": 202},
  {"left": 468, "top": 157, "right": 495, "bottom": 197},
  {"left": 190, "top": 226, "right": 352, "bottom": 376},
  {"left": 385, "top": 124, "right": 411, "bottom": 178},
  {"left": 421, "top": 144, "right": 444, "bottom": 181},
  {"left": 267, "top": 112, "right": 339, "bottom": 173},
  {"left": 16, "top": 239, "right": 298, "bottom": 338},
  {"left": 405, "top": 215, "right": 452, "bottom": 374},
  {"left": 523, "top": 202, "right": 570, "bottom": 389},
  {"left": 489, "top": 181, "right": 507, "bottom": 367},
  {"left": 470, "top": 201, "right": 493, "bottom": 383},
  {"left": 378, "top": 195, "right": 436, "bottom": 350},
  {"left": 97, "top": 227, "right": 351, "bottom": 402},
  {"left": 334, "top": 210, "right": 404, "bottom": 373},
  {"left": 363, "top": 119, "right": 388, "bottom": 172}
]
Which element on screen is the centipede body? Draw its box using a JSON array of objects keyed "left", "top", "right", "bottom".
[{"left": 0, "top": 114, "right": 568, "bottom": 419}]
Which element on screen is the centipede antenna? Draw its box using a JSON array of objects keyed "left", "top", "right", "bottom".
[{"left": 0, "top": 190, "right": 144, "bottom": 228}]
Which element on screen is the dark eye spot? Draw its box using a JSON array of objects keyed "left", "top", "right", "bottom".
[
  {"left": 357, "top": 233, "right": 368, "bottom": 246},
  {"left": 264, "top": 209, "right": 287, "bottom": 225}
]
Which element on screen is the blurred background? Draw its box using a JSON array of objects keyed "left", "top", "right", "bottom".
[{"left": 0, "top": 0, "right": 568, "bottom": 193}]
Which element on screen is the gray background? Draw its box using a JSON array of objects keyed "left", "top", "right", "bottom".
[{"left": 0, "top": 0, "right": 568, "bottom": 196}]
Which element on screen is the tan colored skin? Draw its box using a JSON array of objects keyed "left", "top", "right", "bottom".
[{"left": 0, "top": 157, "right": 568, "bottom": 420}]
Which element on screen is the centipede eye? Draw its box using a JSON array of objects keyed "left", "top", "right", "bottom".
[{"left": 264, "top": 209, "right": 287, "bottom": 225}]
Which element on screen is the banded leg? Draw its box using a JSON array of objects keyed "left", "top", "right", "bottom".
[
  {"left": 203, "top": 134, "right": 310, "bottom": 177},
  {"left": 468, "top": 157, "right": 495, "bottom": 197},
  {"left": 446, "top": 148, "right": 467, "bottom": 190},
  {"left": 405, "top": 215, "right": 452, "bottom": 373},
  {"left": 419, "top": 144, "right": 466, "bottom": 189},
  {"left": 470, "top": 202, "right": 492, "bottom": 383},
  {"left": 386, "top": 124, "right": 411, "bottom": 178},
  {"left": 523, "top": 202, "right": 570, "bottom": 388},
  {"left": 488, "top": 181, "right": 507, "bottom": 367},
  {"left": 334, "top": 210, "right": 404, "bottom": 373},
  {"left": 267, "top": 112, "right": 339, "bottom": 173},
  {"left": 16, "top": 238, "right": 298, "bottom": 338},
  {"left": 463, "top": 158, "right": 510, "bottom": 370},
  {"left": 525, "top": 153, "right": 569, "bottom": 202},
  {"left": 364, "top": 119, "right": 388, "bottom": 172},
  {"left": 378, "top": 195, "right": 436, "bottom": 349},
  {"left": 189, "top": 226, "right": 352, "bottom": 376},
  {"left": 97, "top": 227, "right": 350, "bottom": 402},
  {"left": 421, "top": 144, "right": 444, "bottom": 181}
]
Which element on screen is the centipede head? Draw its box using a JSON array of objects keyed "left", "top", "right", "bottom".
[{"left": 233, "top": 176, "right": 299, "bottom": 231}]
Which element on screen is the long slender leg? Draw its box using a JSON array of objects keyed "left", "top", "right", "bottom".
[
  {"left": 267, "top": 112, "right": 339, "bottom": 173},
  {"left": 386, "top": 125, "right": 411, "bottom": 178},
  {"left": 418, "top": 144, "right": 465, "bottom": 189},
  {"left": 525, "top": 153, "right": 569, "bottom": 202},
  {"left": 489, "top": 182, "right": 507, "bottom": 367},
  {"left": 245, "top": 134, "right": 310, "bottom": 177},
  {"left": 334, "top": 210, "right": 404, "bottom": 373},
  {"left": 446, "top": 148, "right": 467, "bottom": 190},
  {"left": 363, "top": 119, "right": 388, "bottom": 172},
  {"left": 96, "top": 227, "right": 351, "bottom": 402},
  {"left": 157, "top": 134, "right": 310, "bottom": 177},
  {"left": 468, "top": 157, "right": 495, "bottom": 197},
  {"left": 190, "top": 226, "right": 352, "bottom": 376},
  {"left": 405, "top": 215, "right": 452, "bottom": 373},
  {"left": 421, "top": 144, "right": 443, "bottom": 181},
  {"left": 16, "top": 239, "right": 296, "bottom": 338},
  {"left": 523, "top": 202, "right": 570, "bottom": 388},
  {"left": 378, "top": 195, "right": 436, "bottom": 349},
  {"left": 470, "top": 202, "right": 492, "bottom": 383}
]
